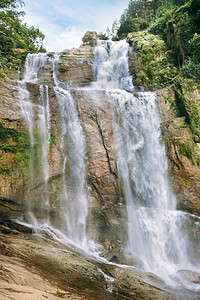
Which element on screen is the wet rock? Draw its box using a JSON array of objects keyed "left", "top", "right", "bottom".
[
  {"left": 0, "top": 231, "right": 179, "bottom": 300},
  {"left": 177, "top": 270, "right": 200, "bottom": 283},
  {"left": 157, "top": 85, "right": 200, "bottom": 216},
  {"left": 37, "top": 65, "right": 54, "bottom": 85},
  {"left": 71, "top": 89, "right": 127, "bottom": 248}
]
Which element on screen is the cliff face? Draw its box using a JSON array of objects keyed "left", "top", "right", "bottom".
[
  {"left": 0, "top": 33, "right": 199, "bottom": 233},
  {"left": 0, "top": 81, "right": 126, "bottom": 252}
]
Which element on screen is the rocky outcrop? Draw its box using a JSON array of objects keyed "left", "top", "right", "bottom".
[
  {"left": 0, "top": 224, "right": 191, "bottom": 300},
  {"left": 158, "top": 84, "right": 200, "bottom": 215},
  {"left": 0, "top": 80, "right": 126, "bottom": 250},
  {"left": 82, "top": 31, "right": 99, "bottom": 47},
  {"left": 56, "top": 46, "right": 95, "bottom": 86},
  {"left": 0, "top": 82, "right": 29, "bottom": 214}
]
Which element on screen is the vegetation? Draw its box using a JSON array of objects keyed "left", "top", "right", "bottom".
[
  {"left": 107, "top": 0, "right": 200, "bottom": 84},
  {"left": 0, "top": 0, "right": 45, "bottom": 75},
  {"left": 0, "top": 121, "right": 30, "bottom": 169},
  {"left": 49, "top": 134, "right": 56, "bottom": 154}
]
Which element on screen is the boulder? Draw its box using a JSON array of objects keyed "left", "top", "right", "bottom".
[{"left": 82, "top": 31, "right": 99, "bottom": 47}]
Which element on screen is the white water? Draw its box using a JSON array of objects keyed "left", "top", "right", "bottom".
[
  {"left": 92, "top": 40, "right": 133, "bottom": 90},
  {"left": 93, "top": 40, "right": 200, "bottom": 284},
  {"left": 18, "top": 52, "right": 89, "bottom": 248},
  {"left": 54, "top": 87, "right": 88, "bottom": 246}
]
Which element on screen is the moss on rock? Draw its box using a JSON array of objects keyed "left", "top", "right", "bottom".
[{"left": 127, "top": 31, "right": 178, "bottom": 89}]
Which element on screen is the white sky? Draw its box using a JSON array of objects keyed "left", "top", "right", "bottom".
[{"left": 22, "top": 0, "right": 129, "bottom": 51}]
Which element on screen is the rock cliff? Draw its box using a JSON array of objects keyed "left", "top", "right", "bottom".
[{"left": 0, "top": 32, "right": 200, "bottom": 299}]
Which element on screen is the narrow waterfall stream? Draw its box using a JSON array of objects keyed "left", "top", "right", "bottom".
[
  {"left": 16, "top": 40, "right": 200, "bottom": 292},
  {"left": 93, "top": 40, "right": 200, "bottom": 287}
]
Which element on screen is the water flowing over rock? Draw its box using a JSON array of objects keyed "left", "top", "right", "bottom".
[{"left": 0, "top": 36, "right": 200, "bottom": 299}]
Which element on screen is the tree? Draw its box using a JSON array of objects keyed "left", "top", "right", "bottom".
[{"left": 0, "top": 0, "right": 45, "bottom": 71}]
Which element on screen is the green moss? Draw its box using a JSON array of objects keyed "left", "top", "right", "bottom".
[
  {"left": 175, "top": 140, "right": 197, "bottom": 165},
  {"left": 58, "top": 67, "right": 68, "bottom": 73},
  {"left": 0, "top": 166, "right": 11, "bottom": 175},
  {"left": 0, "top": 122, "right": 19, "bottom": 142},
  {"left": 0, "top": 121, "right": 31, "bottom": 171},
  {"left": 174, "top": 80, "right": 200, "bottom": 142},
  {"left": 127, "top": 31, "right": 178, "bottom": 89},
  {"left": 177, "top": 141, "right": 193, "bottom": 159},
  {"left": 180, "top": 176, "right": 188, "bottom": 186},
  {"left": 49, "top": 134, "right": 56, "bottom": 154}
]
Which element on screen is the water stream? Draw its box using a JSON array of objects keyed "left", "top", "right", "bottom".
[{"left": 93, "top": 40, "right": 200, "bottom": 287}]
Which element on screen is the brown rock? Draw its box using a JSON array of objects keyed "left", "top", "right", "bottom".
[
  {"left": 82, "top": 31, "right": 99, "bottom": 47},
  {"left": 56, "top": 46, "right": 95, "bottom": 86}
]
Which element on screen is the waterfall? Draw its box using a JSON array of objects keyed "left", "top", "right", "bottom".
[
  {"left": 18, "top": 52, "right": 88, "bottom": 248},
  {"left": 16, "top": 39, "right": 200, "bottom": 288},
  {"left": 94, "top": 40, "right": 200, "bottom": 281},
  {"left": 54, "top": 87, "right": 88, "bottom": 246},
  {"left": 92, "top": 40, "right": 133, "bottom": 90}
]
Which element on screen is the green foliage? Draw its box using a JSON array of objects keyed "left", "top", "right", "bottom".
[
  {"left": 0, "top": 1, "right": 45, "bottom": 73},
  {"left": 0, "top": 0, "right": 24, "bottom": 9},
  {"left": 0, "top": 122, "right": 30, "bottom": 169},
  {"left": 0, "top": 166, "right": 11, "bottom": 175},
  {"left": 118, "top": 18, "right": 148, "bottom": 39},
  {"left": 127, "top": 31, "right": 178, "bottom": 89},
  {"left": 98, "top": 32, "right": 109, "bottom": 40},
  {"left": 49, "top": 134, "right": 56, "bottom": 154},
  {"left": 181, "top": 59, "right": 200, "bottom": 83}
]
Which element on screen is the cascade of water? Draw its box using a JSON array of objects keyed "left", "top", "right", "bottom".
[
  {"left": 38, "top": 85, "right": 50, "bottom": 206},
  {"left": 54, "top": 87, "right": 88, "bottom": 246},
  {"left": 18, "top": 51, "right": 88, "bottom": 248},
  {"left": 94, "top": 40, "right": 200, "bottom": 281},
  {"left": 92, "top": 40, "right": 133, "bottom": 90},
  {"left": 24, "top": 53, "right": 49, "bottom": 83}
]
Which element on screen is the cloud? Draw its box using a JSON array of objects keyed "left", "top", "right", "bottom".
[{"left": 22, "top": 0, "right": 129, "bottom": 51}]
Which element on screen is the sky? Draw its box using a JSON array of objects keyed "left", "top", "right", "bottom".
[{"left": 22, "top": 0, "right": 129, "bottom": 52}]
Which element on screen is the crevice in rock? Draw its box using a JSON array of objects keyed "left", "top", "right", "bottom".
[
  {"left": 91, "top": 182, "right": 104, "bottom": 205},
  {"left": 95, "top": 114, "right": 118, "bottom": 179},
  {"left": 0, "top": 198, "right": 23, "bottom": 210}
]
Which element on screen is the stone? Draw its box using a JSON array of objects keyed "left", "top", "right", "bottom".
[
  {"left": 37, "top": 65, "right": 54, "bottom": 85},
  {"left": 56, "top": 45, "right": 95, "bottom": 86},
  {"left": 71, "top": 89, "right": 127, "bottom": 247},
  {"left": 0, "top": 227, "right": 180, "bottom": 300},
  {"left": 82, "top": 31, "right": 99, "bottom": 47}
]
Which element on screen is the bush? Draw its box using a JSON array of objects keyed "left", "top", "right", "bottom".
[{"left": 0, "top": 35, "right": 16, "bottom": 52}]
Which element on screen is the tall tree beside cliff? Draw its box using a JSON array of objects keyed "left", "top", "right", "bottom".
[{"left": 0, "top": 0, "right": 45, "bottom": 71}]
